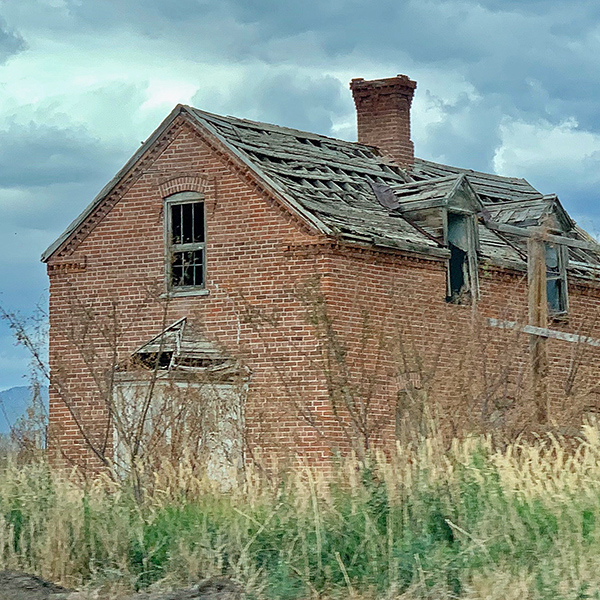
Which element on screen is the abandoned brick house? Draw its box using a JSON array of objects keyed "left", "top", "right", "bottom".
[{"left": 42, "top": 74, "right": 600, "bottom": 470}]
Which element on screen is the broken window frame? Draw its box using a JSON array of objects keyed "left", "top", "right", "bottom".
[
  {"left": 445, "top": 210, "right": 479, "bottom": 304},
  {"left": 165, "top": 191, "right": 206, "bottom": 293},
  {"left": 545, "top": 242, "right": 569, "bottom": 315}
]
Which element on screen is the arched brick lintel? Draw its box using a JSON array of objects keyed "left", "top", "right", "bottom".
[{"left": 158, "top": 174, "right": 209, "bottom": 198}]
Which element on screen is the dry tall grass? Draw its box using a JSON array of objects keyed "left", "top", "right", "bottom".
[{"left": 2, "top": 429, "right": 600, "bottom": 599}]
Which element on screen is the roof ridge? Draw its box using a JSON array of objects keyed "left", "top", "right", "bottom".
[
  {"left": 413, "top": 157, "right": 533, "bottom": 185},
  {"left": 186, "top": 105, "right": 376, "bottom": 150}
]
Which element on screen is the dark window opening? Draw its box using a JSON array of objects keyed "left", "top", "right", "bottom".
[
  {"left": 135, "top": 351, "right": 227, "bottom": 371},
  {"left": 136, "top": 352, "right": 173, "bottom": 370},
  {"left": 167, "top": 195, "right": 205, "bottom": 290},
  {"left": 446, "top": 213, "right": 477, "bottom": 304},
  {"left": 545, "top": 243, "right": 568, "bottom": 314},
  {"left": 171, "top": 250, "right": 205, "bottom": 287},
  {"left": 448, "top": 243, "right": 467, "bottom": 302},
  {"left": 171, "top": 202, "right": 204, "bottom": 245},
  {"left": 546, "top": 278, "right": 563, "bottom": 313}
]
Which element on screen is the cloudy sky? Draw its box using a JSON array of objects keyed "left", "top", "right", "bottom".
[{"left": 1, "top": 0, "right": 600, "bottom": 390}]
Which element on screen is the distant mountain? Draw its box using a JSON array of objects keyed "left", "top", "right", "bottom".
[{"left": 0, "top": 386, "right": 49, "bottom": 435}]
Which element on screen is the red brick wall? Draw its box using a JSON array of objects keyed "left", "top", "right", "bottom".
[
  {"left": 317, "top": 245, "right": 600, "bottom": 443},
  {"left": 47, "top": 116, "right": 341, "bottom": 468},
  {"left": 46, "top": 115, "right": 600, "bottom": 469}
]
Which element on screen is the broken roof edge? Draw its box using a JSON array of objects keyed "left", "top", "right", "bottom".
[
  {"left": 413, "top": 157, "right": 537, "bottom": 187},
  {"left": 485, "top": 193, "right": 577, "bottom": 233},
  {"left": 41, "top": 104, "right": 188, "bottom": 263},
  {"left": 541, "top": 194, "right": 576, "bottom": 231},
  {"left": 337, "top": 233, "right": 450, "bottom": 258},
  {"left": 574, "top": 225, "right": 600, "bottom": 245},
  {"left": 180, "top": 106, "right": 333, "bottom": 237}
]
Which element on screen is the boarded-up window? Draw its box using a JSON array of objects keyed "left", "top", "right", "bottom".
[{"left": 113, "top": 374, "right": 245, "bottom": 485}]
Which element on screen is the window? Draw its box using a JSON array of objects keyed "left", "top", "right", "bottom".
[
  {"left": 446, "top": 212, "right": 479, "bottom": 303},
  {"left": 545, "top": 242, "right": 568, "bottom": 314},
  {"left": 165, "top": 192, "right": 205, "bottom": 291}
]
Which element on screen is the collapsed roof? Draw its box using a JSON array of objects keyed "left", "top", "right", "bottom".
[
  {"left": 42, "top": 104, "right": 600, "bottom": 276},
  {"left": 188, "top": 108, "right": 600, "bottom": 275}
]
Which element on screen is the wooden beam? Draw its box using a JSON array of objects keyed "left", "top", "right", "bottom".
[
  {"left": 483, "top": 220, "right": 599, "bottom": 251},
  {"left": 527, "top": 235, "right": 549, "bottom": 423},
  {"left": 388, "top": 198, "right": 447, "bottom": 214},
  {"left": 487, "top": 318, "right": 600, "bottom": 347},
  {"left": 527, "top": 237, "right": 548, "bottom": 329}
]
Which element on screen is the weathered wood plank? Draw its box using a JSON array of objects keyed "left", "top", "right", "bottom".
[
  {"left": 484, "top": 221, "right": 599, "bottom": 251},
  {"left": 390, "top": 197, "right": 448, "bottom": 213},
  {"left": 488, "top": 318, "right": 600, "bottom": 347}
]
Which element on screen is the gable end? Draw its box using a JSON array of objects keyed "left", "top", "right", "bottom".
[
  {"left": 43, "top": 106, "right": 333, "bottom": 265},
  {"left": 42, "top": 107, "right": 190, "bottom": 263}
]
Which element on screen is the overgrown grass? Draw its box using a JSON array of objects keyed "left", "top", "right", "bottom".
[{"left": 3, "top": 429, "right": 600, "bottom": 599}]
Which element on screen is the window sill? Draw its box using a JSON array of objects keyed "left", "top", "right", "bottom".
[
  {"left": 445, "top": 294, "right": 473, "bottom": 307},
  {"left": 550, "top": 311, "right": 569, "bottom": 324},
  {"left": 160, "top": 288, "right": 210, "bottom": 299}
]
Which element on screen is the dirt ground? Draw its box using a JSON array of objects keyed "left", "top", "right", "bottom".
[
  {"left": 0, "top": 572, "right": 243, "bottom": 600},
  {"left": 0, "top": 571, "right": 71, "bottom": 600}
]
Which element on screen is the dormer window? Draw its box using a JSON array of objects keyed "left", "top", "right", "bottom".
[
  {"left": 446, "top": 212, "right": 479, "bottom": 304},
  {"left": 546, "top": 242, "right": 568, "bottom": 314},
  {"left": 165, "top": 192, "right": 206, "bottom": 292}
]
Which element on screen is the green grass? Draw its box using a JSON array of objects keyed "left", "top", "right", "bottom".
[{"left": 3, "top": 431, "right": 600, "bottom": 598}]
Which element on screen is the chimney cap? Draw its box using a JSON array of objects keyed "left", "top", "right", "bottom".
[{"left": 350, "top": 74, "right": 417, "bottom": 93}]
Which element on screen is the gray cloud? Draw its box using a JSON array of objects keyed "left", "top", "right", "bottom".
[
  {"left": 193, "top": 71, "right": 348, "bottom": 136},
  {"left": 0, "top": 180, "right": 129, "bottom": 392},
  {"left": 61, "top": 0, "right": 224, "bottom": 35},
  {"left": 506, "top": 150, "right": 600, "bottom": 222},
  {"left": 0, "top": 225, "right": 49, "bottom": 390},
  {"left": 478, "top": 0, "right": 600, "bottom": 16},
  {"left": 48, "top": 0, "right": 600, "bottom": 135},
  {"left": 0, "top": 17, "right": 25, "bottom": 63},
  {"left": 419, "top": 95, "right": 504, "bottom": 173},
  {"left": 0, "top": 333, "right": 32, "bottom": 391},
  {"left": 0, "top": 122, "right": 124, "bottom": 188},
  {"left": 0, "top": 117, "right": 143, "bottom": 385}
]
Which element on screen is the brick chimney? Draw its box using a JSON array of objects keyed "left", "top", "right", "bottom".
[{"left": 350, "top": 75, "right": 417, "bottom": 169}]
